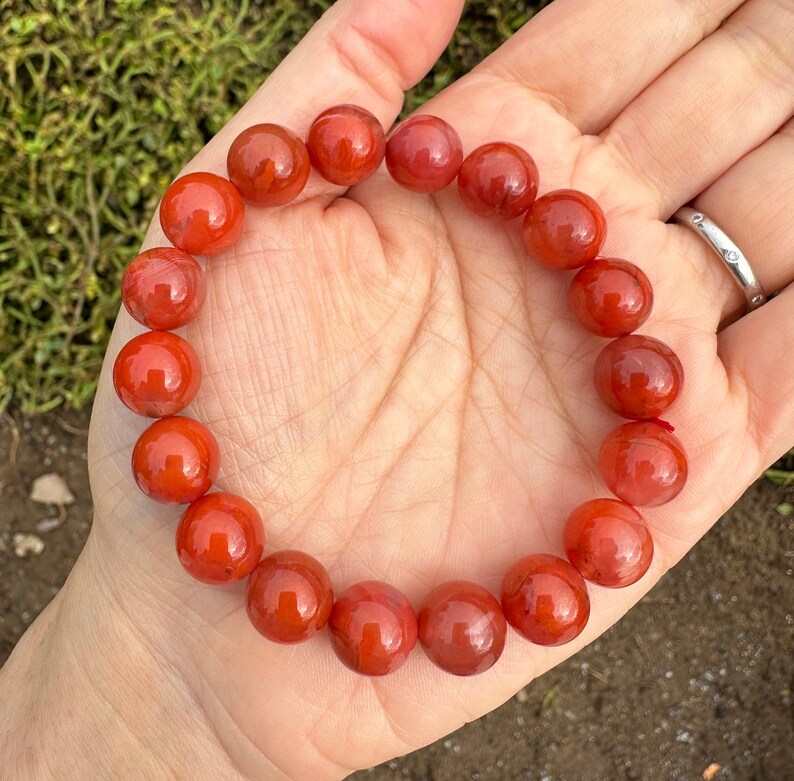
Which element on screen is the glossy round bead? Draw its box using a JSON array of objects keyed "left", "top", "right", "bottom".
[
  {"left": 501, "top": 554, "right": 590, "bottom": 646},
  {"left": 563, "top": 499, "right": 654, "bottom": 588},
  {"left": 457, "top": 142, "right": 539, "bottom": 220},
  {"left": 594, "top": 335, "right": 684, "bottom": 420},
  {"left": 418, "top": 581, "right": 506, "bottom": 676},
  {"left": 159, "top": 172, "right": 245, "bottom": 256},
  {"left": 306, "top": 104, "right": 385, "bottom": 186},
  {"left": 569, "top": 258, "right": 653, "bottom": 337},
  {"left": 598, "top": 420, "right": 688, "bottom": 507},
  {"left": 131, "top": 416, "right": 220, "bottom": 504},
  {"left": 385, "top": 115, "right": 463, "bottom": 193},
  {"left": 246, "top": 550, "right": 334, "bottom": 644},
  {"left": 176, "top": 492, "right": 265, "bottom": 584},
  {"left": 227, "top": 123, "right": 310, "bottom": 206},
  {"left": 113, "top": 331, "right": 201, "bottom": 418},
  {"left": 328, "top": 581, "right": 417, "bottom": 676},
  {"left": 121, "top": 248, "right": 206, "bottom": 331},
  {"left": 522, "top": 189, "right": 607, "bottom": 269}
]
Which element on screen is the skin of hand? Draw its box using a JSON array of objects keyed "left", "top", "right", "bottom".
[{"left": 1, "top": 0, "right": 793, "bottom": 778}]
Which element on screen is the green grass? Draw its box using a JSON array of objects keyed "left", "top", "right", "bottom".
[{"left": 0, "top": 0, "right": 545, "bottom": 413}]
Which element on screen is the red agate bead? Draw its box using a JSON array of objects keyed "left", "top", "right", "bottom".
[
  {"left": 176, "top": 492, "right": 265, "bottom": 584},
  {"left": 501, "top": 554, "right": 590, "bottom": 646},
  {"left": 113, "top": 331, "right": 201, "bottom": 418},
  {"left": 159, "top": 172, "right": 245, "bottom": 256},
  {"left": 594, "top": 335, "right": 684, "bottom": 420},
  {"left": 328, "top": 581, "right": 417, "bottom": 676},
  {"left": 246, "top": 550, "right": 334, "bottom": 644},
  {"left": 569, "top": 258, "right": 653, "bottom": 337},
  {"left": 563, "top": 498, "right": 654, "bottom": 587},
  {"left": 385, "top": 115, "right": 463, "bottom": 193},
  {"left": 522, "top": 189, "right": 606, "bottom": 268},
  {"left": 306, "top": 105, "right": 385, "bottom": 185},
  {"left": 227, "top": 124, "right": 310, "bottom": 206},
  {"left": 132, "top": 416, "right": 220, "bottom": 504},
  {"left": 457, "top": 142, "right": 539, "bottom": 220},
  {"left": 121, "top": 248, "right": 206, "bottom": 331},
  {"left": 418, "top": 581, "right": 506, "bottom": 676},
  {"left": 598, "top": 420, "right": 688, "bottom": 507}
]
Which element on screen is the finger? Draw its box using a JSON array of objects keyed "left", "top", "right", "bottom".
[
  {"left": 474, "top": 0, "right": 745, "bottom": 133},
  {"left": 168, "top": 0, "right": 465, "bottom": 199},
  {"left": 603, "top": 0, "right": 794, "bottom": 215},
  {"left": 718, "top": 282, "right": 794, "bottom": 469},
  {"left": 683, "top": 118, "right": 794, "bottom": 326}
]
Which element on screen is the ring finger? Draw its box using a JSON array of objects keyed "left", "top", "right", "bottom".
[{"left": 668, "top": 117, "right": 794, "bottom": 329}]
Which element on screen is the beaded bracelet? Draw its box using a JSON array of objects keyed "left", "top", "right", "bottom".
[{"left": 114, "top": 104, "right": 687, "bottom": 677}]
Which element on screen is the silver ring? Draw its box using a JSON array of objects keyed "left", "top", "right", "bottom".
[{"left": 673, "top": 207, "right": 766, "bottom": 313}]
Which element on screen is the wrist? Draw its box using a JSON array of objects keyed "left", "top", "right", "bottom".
[{"left": 0, "top": 533, "right": 264, "bottom": 781}]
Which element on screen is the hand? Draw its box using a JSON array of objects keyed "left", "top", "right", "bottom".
[{"left": 8, "top": 0, "right": 794, "bottom": 778}]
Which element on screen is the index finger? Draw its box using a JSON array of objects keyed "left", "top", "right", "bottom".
[{"left": 169, "top": 0, "right": 465, "bottom": 198}]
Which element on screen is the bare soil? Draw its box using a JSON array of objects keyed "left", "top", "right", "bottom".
[{"left": 1, "top": 408, "right": 792, "bottom": 780}]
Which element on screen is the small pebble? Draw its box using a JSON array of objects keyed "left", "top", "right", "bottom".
[
  {"left": 36, "top": 517, "right": 63, "bottom": 534},
  {"left": 703, "top": 763, "right": 721, "bottom": 780},
  {"left": 30, "top": 472, "right": 75, "bottom": 505},
  {"left": 13, "top": 533, "right": 45, "bottom": 557}
]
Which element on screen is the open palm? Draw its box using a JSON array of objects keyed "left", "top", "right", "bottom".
[{"left": 85, "top": 0, "right": 794, "bottom": 778}]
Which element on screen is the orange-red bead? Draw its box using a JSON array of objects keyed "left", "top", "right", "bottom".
[
  {"left": 113, "top": 331, "right": 201, "bottom": 418},
  {"left": 306, "top": 105, "right": 385, "bottom": 186},
  {"left": 598, "top": 420, "right": 688, "bottom": 507},
  {"left": 328, "top": 581, "right": 417, "bottom": 676},
  {"left": 418, "top": 581, "right": 506, "bottom": 676},
  {"left": 176, "top": 492, "right": 265, "bottom": 584},
  {"left": 385, "top": 115, "right": 463, "bottom": 193},
  {"left": 569, "top": 258, "right": 653, "bottom": 337},
  {"left": 121, "top": 247, "right": 206, "bottom": 331},
  {"left": 594, "top": 335, "right": 684, "bottom": 420},
  {"left": 159, "top": 172, "right": 245, "bottom": 256},
  {"left": 247, "top": 550, "right": 334, "bottom": 644},
  {"left": 227, "top": 123, "right": 310, "bottom": 206},
  {"left": 523, "top": 189, "right": 606, "bottom": 269},
  {"left": 131, "top": 416, "right": 220, "bottom": 504},
  {"left": 501, "top": 554, "right": 590, "bottom": 646},
  {"left": 563, "top": 499, "right": 654, "bottom": 587},
  {"left": 457, "top": 142, "right": 539, "bottom": 220}
]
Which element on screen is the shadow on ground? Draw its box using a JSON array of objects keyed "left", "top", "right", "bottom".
[{"left": 1, "top": 408, "right": 792, "bottom": 780}]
